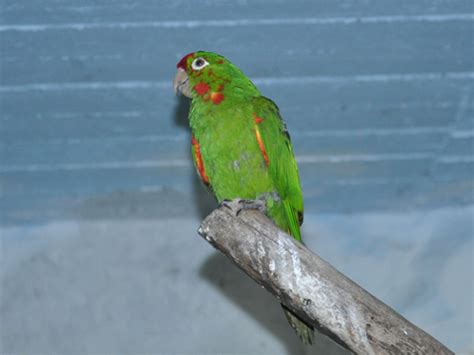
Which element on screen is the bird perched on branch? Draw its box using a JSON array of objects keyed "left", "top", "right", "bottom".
[{"left": 173, "top": 51, "right": 313, "bottom": 344}]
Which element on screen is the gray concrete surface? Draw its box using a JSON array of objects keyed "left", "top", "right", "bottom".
[{"left": 1, "top": 207, "right": 472, "bottom": 354}]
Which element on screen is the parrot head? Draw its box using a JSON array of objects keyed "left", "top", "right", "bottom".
[{"left": 173, "top": 51, "right": 259, "bottom": 105}]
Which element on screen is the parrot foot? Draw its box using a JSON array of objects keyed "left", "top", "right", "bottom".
[
  {"left": 236, "top": 199, "right": 267, "bottom": 216},
  {"left": 219, "top": 198, "right": 267, "bottom": 216}
]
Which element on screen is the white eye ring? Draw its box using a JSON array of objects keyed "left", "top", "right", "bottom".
[{"left": 191, "top": 57, "right": 209, "bottom": 71}]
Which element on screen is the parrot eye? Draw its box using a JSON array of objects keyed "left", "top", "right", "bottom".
[{"left": 191, "top": 57, "right": 209, "bottom": 71}]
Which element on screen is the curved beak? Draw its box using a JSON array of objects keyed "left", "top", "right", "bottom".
[{"left": 173, "top": 68, "right": 192, "bottom": 98}]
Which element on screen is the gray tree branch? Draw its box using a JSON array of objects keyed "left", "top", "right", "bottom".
[{"left": 197, "top": 200, "right": 454, "bottom": 355}]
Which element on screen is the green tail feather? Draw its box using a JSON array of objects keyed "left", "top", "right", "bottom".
[
  {"left": 282, "top": 305, "right": 314, "bottom": 345},
  {"left": 279, "top": 201, "right": 312, "bottom": 344},
  {"left": 282, "top": 199, "right": 302, "bottom": 241}
]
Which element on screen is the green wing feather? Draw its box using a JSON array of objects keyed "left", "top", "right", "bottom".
[{"left": 252, "top": 96, "right": 304, "bottom": 241}]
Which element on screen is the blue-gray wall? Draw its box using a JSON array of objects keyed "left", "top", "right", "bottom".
[{"left": 1, "top": 1, "right": 473, "bottom": 225}]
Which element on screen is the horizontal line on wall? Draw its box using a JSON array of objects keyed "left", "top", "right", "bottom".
[
  {"left": 450, "top": 130, "right": 474, "bottom": 138},
  {"left": 41, "top": 134, "right": 189, "bottom": 145},
  {"left": 135, "top": 176, "right": 454, "bottom": 191},
  {"left": 0, "top": 13, "right": 472, "bottom": 32},
  {"left": 0, "top": 99, "right": 464, "bottom": 121},
  {"left": 292, "top": 127, "right": 451, "bottom": 138},
  {"left": 0, "top": 81, "right": 170, "bottom": 93},
  {"left": 4, "top": 126, "right": 466, "bottom": 146},
  {"left": 437, "top": 155, "right": 474, "bottom": 163},
  {"left": 1, "top": 72, "right": 473, "bottom": 93},
  {"left": 2, "top": 54, "right": 125, "bottom": 63},
  {"left": 0, "top": 160, "right": 190, "bottom": 173},
  {"left": 1, "top": 154, "right": 471, "bottom": 173},
  {"left": 254, "top": 72, "right": 474, "bottom": 85},
  {"left": 0, "top": 111, "right": 151, "bottom": 120},
  {"left": 296, "top": 153, "right": 432, "bottom": 163}
]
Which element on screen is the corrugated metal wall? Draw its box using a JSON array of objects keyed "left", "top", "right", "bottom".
[{"left": 1, "top": 1, "right": 473, "bottom": 225}]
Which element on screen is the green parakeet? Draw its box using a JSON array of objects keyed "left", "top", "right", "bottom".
[{"left": 173, "top": 51, "right": 314, "bottom": 344}]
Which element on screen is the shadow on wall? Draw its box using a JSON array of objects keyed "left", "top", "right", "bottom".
[
  {"left": 192, "top": 173, "right": 217, "bottom": 220},
  {"left": 173, "top": 93, "right": 191, "bottom": 129},
  {"left": 174, "top": 94, "right": 217, "bottom": 220},
  {"left": 70, "top": 95, "right": 217, "bottom": 222},
  {"left": 199, "top": 252, "right": 351, "bottom": 355}
]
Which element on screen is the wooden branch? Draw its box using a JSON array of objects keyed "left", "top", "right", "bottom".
[{"left": 197, "top": 200, "right": 454, "bottom": 355}]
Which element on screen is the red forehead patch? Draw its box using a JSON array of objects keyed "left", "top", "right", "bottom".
[{"left": 177, "top": 52, "right": 194, "bottom": 69}]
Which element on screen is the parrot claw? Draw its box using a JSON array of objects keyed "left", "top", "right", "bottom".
[{"left": 219, "top": 199, "right": 234, "bottom": 210}]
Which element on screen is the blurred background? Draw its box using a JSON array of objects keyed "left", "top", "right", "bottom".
[{"left": 1, "top": 1, "right": 473, "bottom": 354}]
